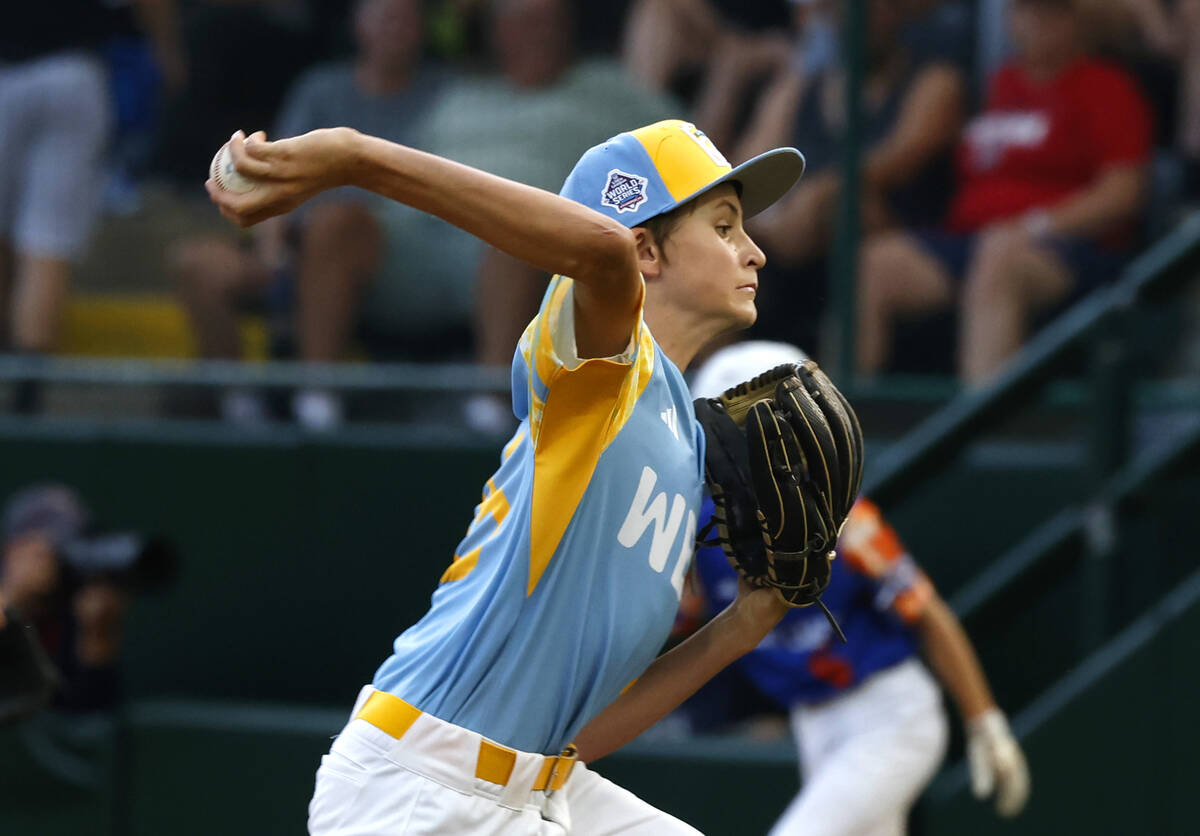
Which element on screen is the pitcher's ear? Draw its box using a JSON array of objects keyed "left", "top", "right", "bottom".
[{"left": 634, "top": 227, "right": 664, "bottom": 279}]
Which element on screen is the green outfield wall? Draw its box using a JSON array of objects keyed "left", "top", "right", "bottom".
[
  {"left": 0, "top": 427, "right": 1091, "bottom": 706},
  {"left": 2, "top": 426, "right": 1193, "bottom": 835}
]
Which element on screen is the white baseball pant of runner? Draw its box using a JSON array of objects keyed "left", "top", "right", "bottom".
[
  {"left": 308, "top": 685, "right": 703, "bottom": 835},
  {"left": 769, "top": 658, "right": 949, "bottom": 836}
]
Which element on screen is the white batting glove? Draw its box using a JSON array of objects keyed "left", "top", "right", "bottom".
[{"left": 966, "top": 709, "right": 1030, "bottom": 818}]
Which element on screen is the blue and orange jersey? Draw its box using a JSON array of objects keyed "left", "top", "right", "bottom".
[
  {"left": 374, "top": 275, "right": 705, "bottom": 754},
  {"left": 692, "top": 498, "right": 935, "bottom": 707}
]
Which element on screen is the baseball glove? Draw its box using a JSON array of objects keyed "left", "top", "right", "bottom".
[
  {"left": 694, "top": 361, "right": 864, "bottom": 633},
  {"left": 0, "top": 606, "right": 61, "bottom": 726}
]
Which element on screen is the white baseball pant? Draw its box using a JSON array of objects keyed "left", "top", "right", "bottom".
[
  {"left": 308, "top": 685, "right": 703, "bottom": 835},
  {"left": 769, "top": 658, "right": 949, "bottom": 836}
]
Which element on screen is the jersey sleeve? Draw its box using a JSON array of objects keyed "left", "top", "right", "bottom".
[
  {"left": 837, "top": 499, "right": 934, "bottom": 624},
  {"left": 512, "top": 274, "right": 652, "bottom": 448}
]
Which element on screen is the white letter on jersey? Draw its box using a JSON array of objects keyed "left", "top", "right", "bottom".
[{"left": 618, "top": 466, "right": 687, "bottom": 572}]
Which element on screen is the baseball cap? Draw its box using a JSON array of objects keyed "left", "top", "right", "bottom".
[
  {"left": 691, "top": 340, "right": 810, "bottom": 399},
  {"left": 560, "top": 120, "right": 805, "bottom": 228}
]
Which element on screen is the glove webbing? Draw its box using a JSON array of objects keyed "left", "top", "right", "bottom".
[{"left": 694, "top": 520, "right": 846, "bottom": 643}]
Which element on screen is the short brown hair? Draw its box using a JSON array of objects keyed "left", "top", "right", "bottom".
[
  {"left": 637, "top": 181, "right": 743, "bottom": 259},
  {"left": 638, "top": 202, "right": 697, "bottom": 258}
]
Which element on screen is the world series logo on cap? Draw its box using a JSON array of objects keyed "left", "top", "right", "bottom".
[{"left": 601, "top": 169, "right": 649, "bottom": 214}]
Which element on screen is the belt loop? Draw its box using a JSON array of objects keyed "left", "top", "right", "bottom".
[
  {"left": 355, "top": 690, "right": 422, "bottom": 741},
  {"left": 476, "top": 740, "right": 518, "bottom": 786}
]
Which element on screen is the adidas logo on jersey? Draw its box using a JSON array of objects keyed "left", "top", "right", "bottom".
[{"left": 660, "top": 407, "right": 679, "bottom": 441}]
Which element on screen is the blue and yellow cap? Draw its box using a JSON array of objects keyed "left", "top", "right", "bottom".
[{"left": 560, "top": 119, "right": 805, "bottom": 227}]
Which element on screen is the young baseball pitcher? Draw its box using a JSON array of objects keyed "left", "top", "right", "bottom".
[{"left": 209, "top": 120, "right": 863, "bottom": 834}]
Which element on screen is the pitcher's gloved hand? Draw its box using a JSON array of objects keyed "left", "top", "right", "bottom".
[{"left": 694, "top": 360, "right": 864, "bottom": 622}]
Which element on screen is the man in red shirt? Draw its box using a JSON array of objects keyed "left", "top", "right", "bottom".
[{"left": 856, "top": 0, "right": 1153, "bottom": 383}]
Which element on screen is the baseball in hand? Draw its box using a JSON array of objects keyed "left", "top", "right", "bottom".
[{"left": 209, "top": 143, "right": 256, "bottom": 194}]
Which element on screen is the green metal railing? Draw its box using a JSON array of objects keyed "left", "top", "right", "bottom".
[
  {"left": 948, "top": 416, "right": 1200, "bottom": 650},
  {"left": 866, "top": 211, "right": 1200, "bottom": 824},
  {"left": 864, "top": 212, "right": 1200, "bottom": 508},
  {"left": 859, "top": 212, "right": 1200, "bottom": 657},
  {"left": 927, "top": 559, "right": 1200, "bottom": 818},
  {"left": 0, "top": 355, "right": 509, "bottom": 394}
]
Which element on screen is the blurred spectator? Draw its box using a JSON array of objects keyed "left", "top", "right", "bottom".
[
  {"left": 576, "top": 0, "right": 638, "bottom": 58},
  {"left": 410, "top": 0, "right": 676, "bottom": 432},
  {"left": 899, "top": 0, "right": 974, "bottom": 76},
  {"left": 1086, "top": 0, "right": 1200, "bottom": 195},
  {"left": 1, "top": 1, "right": 182, "bottom": 412},
  {"left": 172, "top": 0, "right": 448, "bottom": 429},
  {"left": 857, "top": 0, "right": 1153, "bottom": 383},
  {"left": 734, "top": 0, "right": 965, "bottom": 351},
  {"left": 149, "top": 0, "right": 344, "bottom": 187},
  {"left": 0, "top": 485, "right": 177, "bottom": 713},
  {"left": 621, "top": 0, "right": 793, "bottom": 149},
  {"left": 103, "top": 0, "right": 189, "bottom": 212}
]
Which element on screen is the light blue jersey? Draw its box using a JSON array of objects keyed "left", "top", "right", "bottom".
[{"left": 374, "top": 275, "right": 705, "bottom": 754}]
